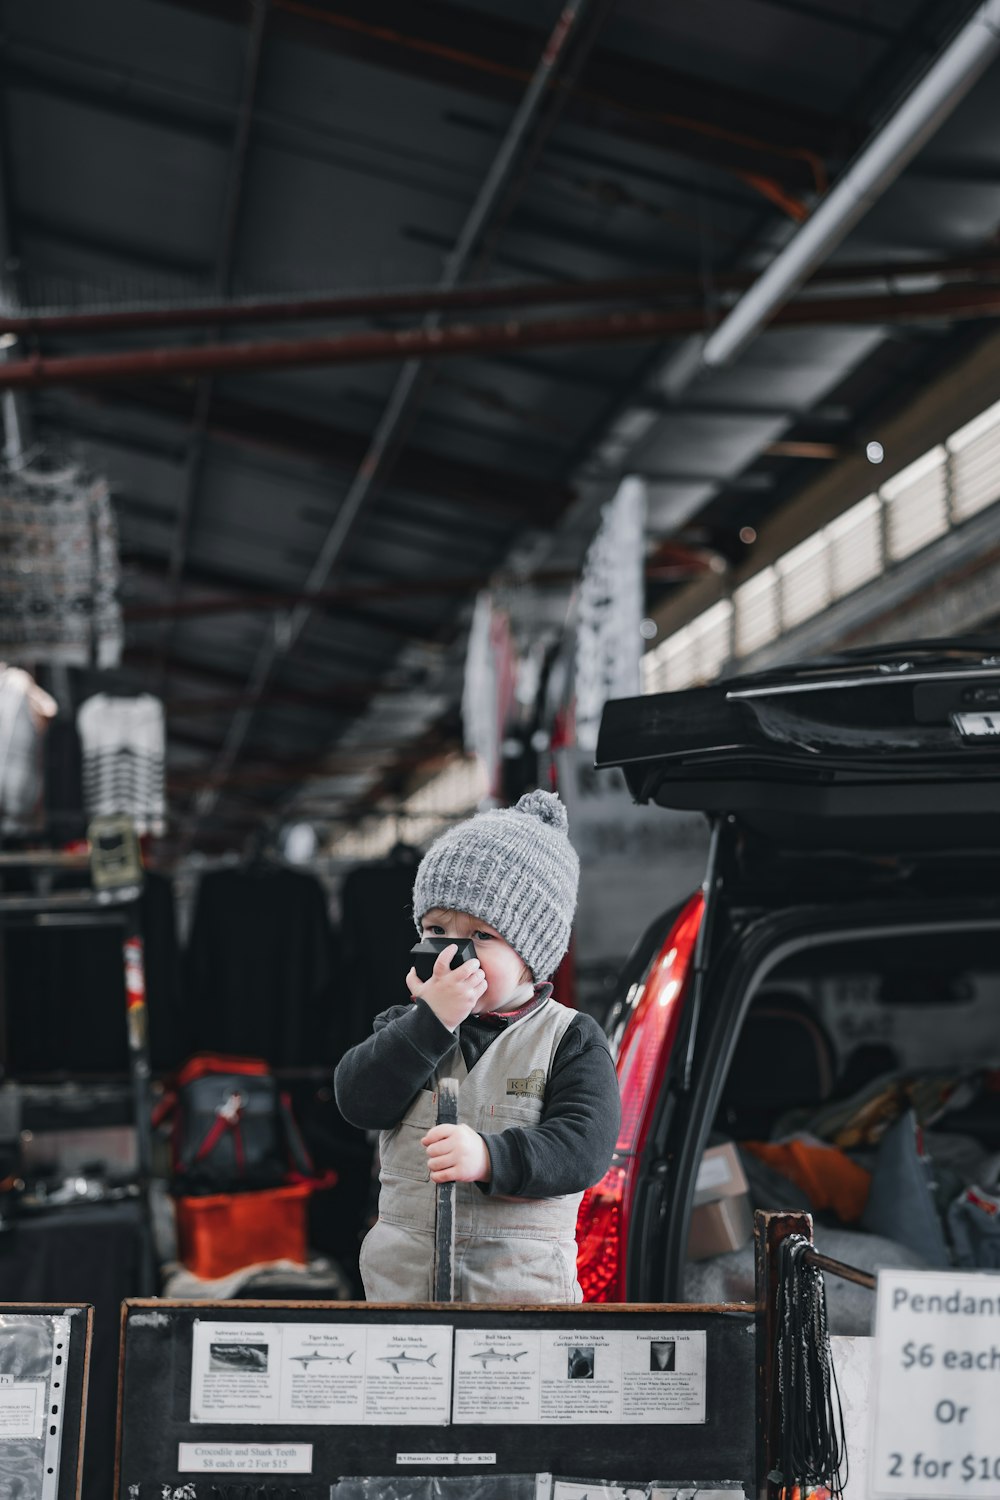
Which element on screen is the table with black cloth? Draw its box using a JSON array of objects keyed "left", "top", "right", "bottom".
[{"left": 0, "top": 1199, "right": 146, "bottom": 1499}]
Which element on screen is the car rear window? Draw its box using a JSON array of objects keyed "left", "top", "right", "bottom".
[{"left": 687, "top": 927, "right": 1000, "bottom": 1328}]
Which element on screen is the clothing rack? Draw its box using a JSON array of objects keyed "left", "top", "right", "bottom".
[{"left": 0, "top": 840, "right": 156, "bottom": 1294}]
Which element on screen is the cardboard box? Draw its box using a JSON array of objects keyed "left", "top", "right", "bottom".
[{"left": 687, "top": 1141, "right": 753, "bottom": 1261}]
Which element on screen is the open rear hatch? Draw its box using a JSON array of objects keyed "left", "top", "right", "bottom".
[{"left": 595, "top": 642, "right": 1000, "bottom": 850}]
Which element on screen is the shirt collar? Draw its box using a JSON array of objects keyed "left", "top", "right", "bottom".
[{"left": 474, "top": 981, "right": 552, "bottom": 1028}]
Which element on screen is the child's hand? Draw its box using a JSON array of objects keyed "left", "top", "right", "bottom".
[
  {"left": 406, "top": 945, "right": 487, "bottom": 1031},
  {"left": 421, "top": 1123, "right": 492, "bottom": 1183}
]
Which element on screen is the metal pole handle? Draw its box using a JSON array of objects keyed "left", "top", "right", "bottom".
[{"left": 432, "top": 1077, "right": 459, "bottom": 1302}]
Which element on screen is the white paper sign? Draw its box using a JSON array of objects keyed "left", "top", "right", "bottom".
[
  {"left": 0, "top": 1381, "right": 45, "bottom": 1440},
  {"left": 870, "top": 1269, "right": 1000, "bottom": 1498},
  {"left": 396, "top": 1452, "right": 497, "bottom": 1465},
  {"left": 190, "top": 1321, "right": 452, "bottom": 1426},
  {"left": 452, "top": 1329, "right": 706, "bottom": 1425},
  {"left": 553, "top": 1483, "right": 650, "bottom": 1500},
  {"left": 178, "top": 1443, "right": 312, "bottom": 1474}
]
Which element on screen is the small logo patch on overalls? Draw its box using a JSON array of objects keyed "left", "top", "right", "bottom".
[{"left": 506, "top": 1068, "right": 545, "bottom": 1099}]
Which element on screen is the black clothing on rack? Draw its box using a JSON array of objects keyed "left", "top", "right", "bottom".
[
  {"left": 43, "top": 714, "right": 86, "bottom": 844},
  {"left": 3, "top": 870, "right": 183, "bottom": 1074},
  {"left": 183, "top": 865, "right": 338, "bottom": 1067}
]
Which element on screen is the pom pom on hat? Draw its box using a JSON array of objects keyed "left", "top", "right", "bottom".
[
  {"left": 412, "top": 788, "right": 579, "bottom": 981},
  {"left": 515, "top": 788, "right": 568, "bottom": 832}
]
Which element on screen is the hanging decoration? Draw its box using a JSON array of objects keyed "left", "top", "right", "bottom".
[
  {"left": 461, "top": 592, "right": 517, "bottom": 799},
  {"left": 574, "top": 476, "right": 647, "bottom": 752},
  {"left": 76, "top": 693, "right": 166, "bottom": 836},
  {"left": 461, "top": 592, "right": 496, "bottom": 779},
  {"left": 0, "top": 460, "right": 122, "bottom": 668}
]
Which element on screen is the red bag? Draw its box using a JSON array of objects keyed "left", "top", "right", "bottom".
[{"left": 155, "top": 1054, "right": 322, "bottom": 1196}]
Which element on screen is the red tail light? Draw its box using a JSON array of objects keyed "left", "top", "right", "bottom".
[{"left": 576, "top": 894, "right": 704, "bottom": 1301}]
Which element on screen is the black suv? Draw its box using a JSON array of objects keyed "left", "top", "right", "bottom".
[{"left": 574, "top": 642, "right": 1000, "bottom": 1319}]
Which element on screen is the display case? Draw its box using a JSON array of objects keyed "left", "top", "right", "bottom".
[{"left": 116, "top": 1299, "right": 757, "bottom": 1499}]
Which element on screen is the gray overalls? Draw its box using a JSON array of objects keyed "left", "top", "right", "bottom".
[{"left": 360, "top": 998, "right": 583, "bottom": 1303}]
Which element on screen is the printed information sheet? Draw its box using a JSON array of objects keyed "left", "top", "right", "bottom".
[
  {"left": 0, "top": 1311, "right": 73, "bottom": 1500},
  {"left": 453, "top": 1328, "right": 706, "bottom": 1425},
  {"left": 190, "top": 1320, "right": 453, "bottom": 1426},
  {"left": 0, "top": 1379, "right": 45, "bottom": 1440},
  {"left": 552, "top": 1484, "right": 651, "bottom": 1500}
]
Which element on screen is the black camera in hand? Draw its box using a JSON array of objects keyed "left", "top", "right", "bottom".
[{"left": 409, "top": 936, "right": 478, "bottom": 982}]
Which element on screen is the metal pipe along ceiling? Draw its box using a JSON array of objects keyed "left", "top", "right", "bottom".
[
  {"left": 6, "top": 252, "right": 1000, "bottom": 338},
  {"left": 6, "top": 281, "right": 1000, "bottom": 389},
  {"left": 700, "top": 0, "right": 1000, "bottom": 369}
]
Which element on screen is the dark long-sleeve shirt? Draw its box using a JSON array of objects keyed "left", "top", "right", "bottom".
[{"left": 334, "top": 997, "right": 620, "bottom": 1200}]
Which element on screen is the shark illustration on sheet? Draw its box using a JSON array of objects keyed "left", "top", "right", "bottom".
[
  {"left": 289, "top": 1350, "right": 355, "bottom": 1366},
  {"left": 468, "top": 1345, "right": 529, "bottom": 1366},
  {"left": 377, "top": 1349, "right": 439, "bottom": 1374}
]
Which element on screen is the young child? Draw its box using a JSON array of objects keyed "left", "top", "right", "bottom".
[{"left": 334, "top": 788, "right": 621, "bottom": 1304}]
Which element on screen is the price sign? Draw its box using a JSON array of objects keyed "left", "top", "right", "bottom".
[
  {"left": 178, "top": 1443, "right": 313, "bottom": 1474},
  {"left": 870, "top": 1270, "right": 1000, "bottom": 1498}
]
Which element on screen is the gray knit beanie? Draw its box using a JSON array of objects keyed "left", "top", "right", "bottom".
[{"left": 412, "top": 789, "right": 579, "bottom": 981}]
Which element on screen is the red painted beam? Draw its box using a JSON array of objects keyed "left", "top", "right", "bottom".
[{"left": 7, "top": 282, "right": 1000, "bottom": 390}]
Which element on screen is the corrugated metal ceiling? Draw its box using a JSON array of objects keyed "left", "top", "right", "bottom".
[{"left": 2, "top": 0, "right": 999, "bottom": 851}]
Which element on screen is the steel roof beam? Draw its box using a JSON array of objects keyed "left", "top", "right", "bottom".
[
  {"left": 0, "top": 271, "right": 695, "bottom": 334},
  {"left": 10, "top": 252, "right": 1000, "bottom": 337},
  {"left": 10, "top": 281, "right": 1000, "bottom": 391}
]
